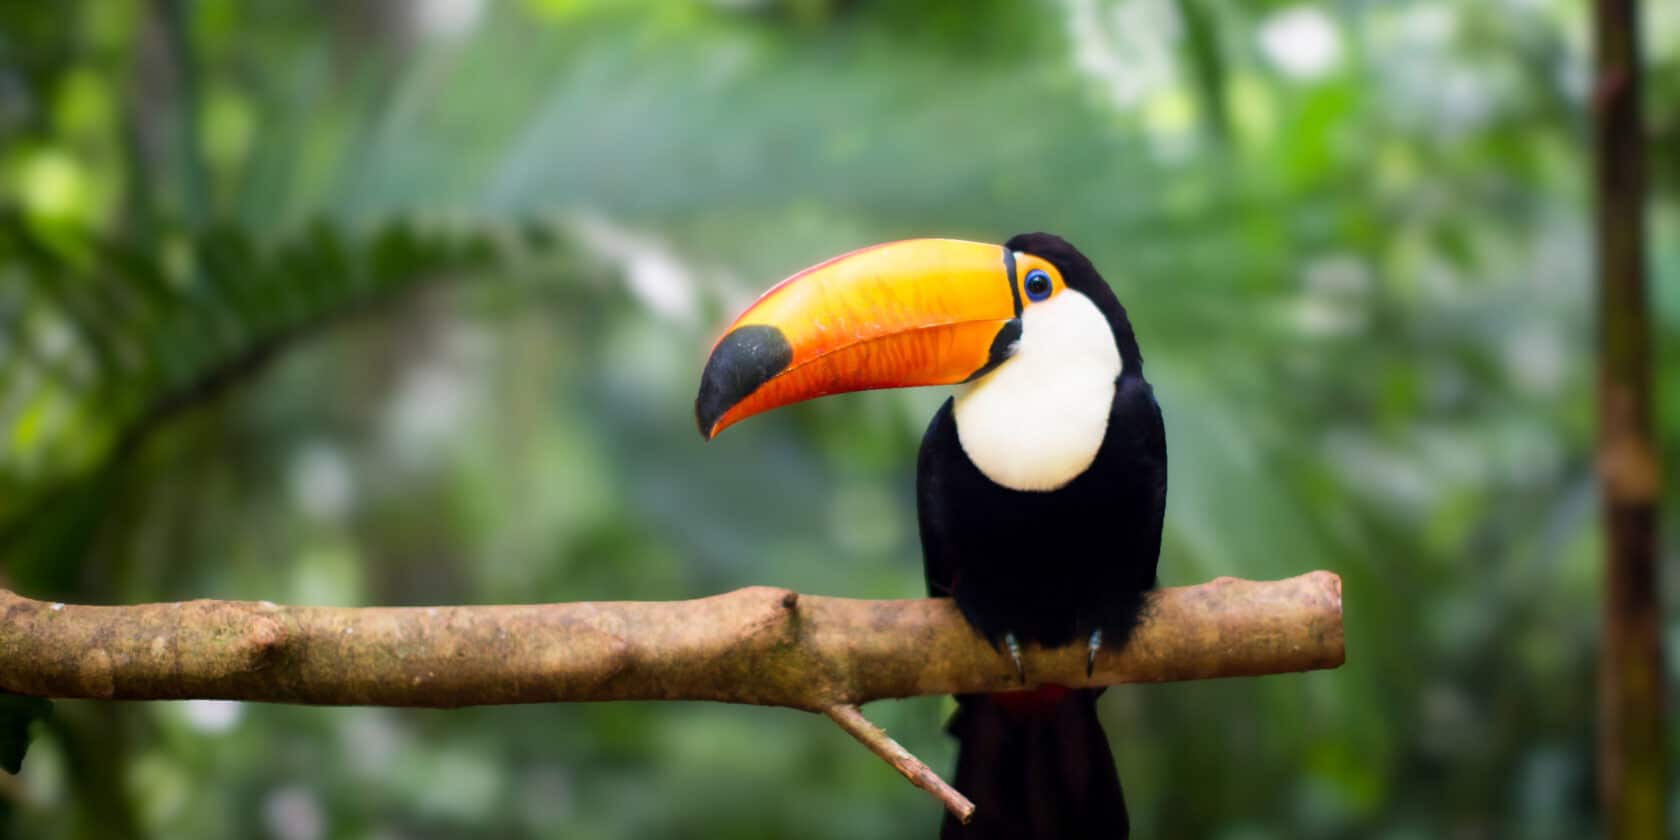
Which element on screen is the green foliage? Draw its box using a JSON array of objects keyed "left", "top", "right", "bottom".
[
  {"left": 0, "top": 212, "right": 503, "bottom": 596},
  {"left": 1, "top": 1, "right": 1677, "bottom": 838}
]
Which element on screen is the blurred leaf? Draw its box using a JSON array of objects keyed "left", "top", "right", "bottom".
[
  {"left": 0, "top": 211, "right": 515, "bottom": 595},
  {"left": 0, "top": 693, "right": 50, "bottom": 774}
]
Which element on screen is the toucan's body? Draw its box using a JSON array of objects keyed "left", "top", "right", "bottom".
[{"left": 698, "top": 233, "right": 1166, "bottom": 838}]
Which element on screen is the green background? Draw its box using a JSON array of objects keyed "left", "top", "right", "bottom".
[{"left": 2, "top": 1, "right": 1678, "bottom": 837}]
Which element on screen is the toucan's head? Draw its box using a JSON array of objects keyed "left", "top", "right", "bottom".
[{"left": 695, "top": 232, "right": 1141, "bottom": 440}]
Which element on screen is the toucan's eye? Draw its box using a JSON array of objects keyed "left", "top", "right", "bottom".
[{"left": 1024, "top": 269, "right": 1052, "bottom": 302}]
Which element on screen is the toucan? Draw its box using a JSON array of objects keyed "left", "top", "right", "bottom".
[{"left": 696, "top": 233, "right": 1167, "bottom": 838}]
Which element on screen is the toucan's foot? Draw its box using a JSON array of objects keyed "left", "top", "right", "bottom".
[
  {"left": 1004, "top": 632, "right": 1026, "bottom": 685},
  {"left": 1086, "top": 628, "right": 1103, "bottom": 677}
]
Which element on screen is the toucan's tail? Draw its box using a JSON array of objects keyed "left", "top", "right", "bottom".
[{"left": 941, "top": 687, "right": 1128, "bottom": 839}]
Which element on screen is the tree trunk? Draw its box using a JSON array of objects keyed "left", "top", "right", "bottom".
[{"left": 1591, "top": 1, "right": 1665, "bottom": 837}]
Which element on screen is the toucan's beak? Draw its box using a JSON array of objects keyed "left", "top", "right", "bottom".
[{"left": 696, "top": 238, "right": 1022, "bottom": 440}]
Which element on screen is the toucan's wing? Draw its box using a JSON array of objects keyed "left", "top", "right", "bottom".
[{"left": 917, "top": 397, "right": 960, "bottom": 598}]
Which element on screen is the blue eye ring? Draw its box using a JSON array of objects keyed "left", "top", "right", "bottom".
[{"left": 1023, "top": 269, "right": 1053, "bottom": 302}]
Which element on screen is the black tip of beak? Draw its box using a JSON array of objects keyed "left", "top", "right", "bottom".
[{"left": 694, "top": 324, "right": 793, "bottom": 440}]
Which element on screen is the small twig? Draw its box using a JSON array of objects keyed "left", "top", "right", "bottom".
[{"left": 826, "top": 703, "right": 974, "bottom": 823}]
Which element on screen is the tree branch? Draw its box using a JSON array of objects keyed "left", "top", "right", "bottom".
[{"left": 0, "top": 572, "right": 1343, "bottom": 820}]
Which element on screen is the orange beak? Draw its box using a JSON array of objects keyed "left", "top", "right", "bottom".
[{"left": 696, "top": 238, "right": 1022, "bottom": 440}]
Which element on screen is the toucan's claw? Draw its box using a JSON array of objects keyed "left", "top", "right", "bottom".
[
  {"left": 1087, "top": 628, "right": 1103, "bottom": 677},
  {"left": 1005, "top": 633, "right": 1026, "bottom": 685}
]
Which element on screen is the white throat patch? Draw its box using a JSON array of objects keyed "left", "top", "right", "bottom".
[{"left": 952, "top": 289, "right": 1123, "bottom": 492}]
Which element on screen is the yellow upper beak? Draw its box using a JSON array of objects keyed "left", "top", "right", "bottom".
[{"left": 696, "top": 238, "right": 1021, "bottom": 439}]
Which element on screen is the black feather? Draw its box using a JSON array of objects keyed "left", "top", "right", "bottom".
[{"left": 921, "top": 234, "right": 1166, "bottom": 838}]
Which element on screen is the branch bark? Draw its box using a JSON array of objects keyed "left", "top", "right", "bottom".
[{"left": 0, "top": 572, "right": 1343, "bottom": 820}]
